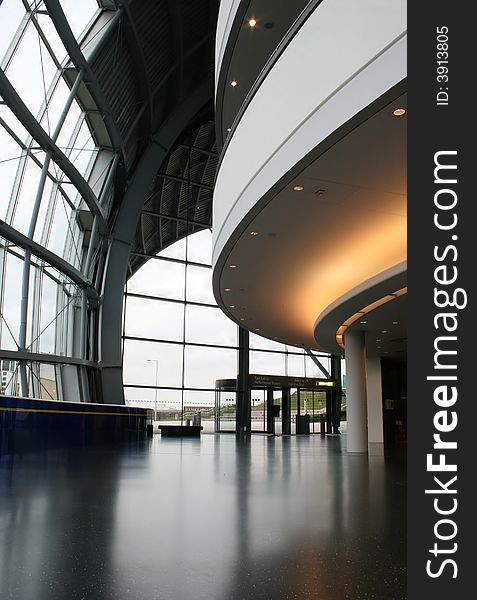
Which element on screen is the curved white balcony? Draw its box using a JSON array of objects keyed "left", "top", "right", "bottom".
[{"left": 213, "top": 0, "right": 407, "bottom": 353}]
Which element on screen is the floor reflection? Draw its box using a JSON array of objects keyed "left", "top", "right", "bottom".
[{"left": 0, "top": 435, "right": 405, "bottom": 599}]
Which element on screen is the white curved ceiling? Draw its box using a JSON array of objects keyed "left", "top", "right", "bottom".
[{"left": 215, "top": 94, "right": 407, "bottom": 351}]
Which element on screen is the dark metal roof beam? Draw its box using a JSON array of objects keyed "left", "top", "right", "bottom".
[
  {"left": 180, "top": 144, "right": 217, "bottom": 158},
  {"left": 305, "top": 349, "right": 331, "bottom": 378},
  {"left": 0, "top": 348, "right": 99, "bottom": 368},
  {"left": 0, "top": 219, "right": 99, "bottom": 304},
  {"left": 158, "top": 173, "right": 213, "bottom": 190},
  {"left": 0, "top": 242, "right": 69, "bottom": 289},
  {"left": 43, "top": 0, "right": 125, "bottom": 156},
  {"left": 141, "top": 208, "right": 209, "bottom": 229},
  {"left": 122, "top": 4, "right": 153, "bottom": 131}
]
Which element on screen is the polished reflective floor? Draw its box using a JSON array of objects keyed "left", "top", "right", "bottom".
[{"left": 0, "top": 435, "right": 406, "bottom": 599}]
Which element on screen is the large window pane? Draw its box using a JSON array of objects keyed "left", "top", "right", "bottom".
[
  {"left": 125, "top": 297, "right": 184, "bottom": 342},
  {"left": 36, "top": 273, "right": 59, "bottom": 354},
  {"left": 125, "top": 387, "right": 182, "bottom": 411},
  {"left": 127, "top": 259, "right": 185, "bottom": 300},
  {"left": 38, "top": 363, "right": 57, "bottom": 400},
  {"left": 160, "top": 237, "right": 186, "bottom": 260},
  {"left": 185, "top": 304, "right": 237, "bottom": 346},
  {"left": 183, "top": 388, "right": 215, "bottom": 407},
  {"left": 250, "top": 332, "right": 286, "bottom": 351},
  {"left": 123, "top": 339, "right": 183, "bottom": 388},
  {"left": 286, "top": 352, "right": 306, "bottom": 377},
  {"left": 5, "top": 24, "right": 57, "bottom": 117},
  {"left": 186, "top": 264, "right": 215, "bottom": 304},
  {"left": 0, "top": 250, "right": 23, "bottom": 350},
  {"left": 184, "top": 345, "right": 236, "bottom": 389},
  {"left": 186, "top": 229, "right": 212, "bottom": 264},
  {"left": 0, "top": 2, "right": 24, "bottom": 61},
  {"left": 250, "top": 350, "right": 286, "bottom": 376},
  {"left": 0, "top": 127, "right": 20, "bottom": 220}
]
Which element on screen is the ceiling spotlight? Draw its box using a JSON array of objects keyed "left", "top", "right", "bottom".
[
  {"left": 240, "top": 317, "right": 245, "bottom": 321},
  {"left": 359, "top": 320, "right": 367, "bottom": 324},
  {"left": 231, "top": 80, "right": 238, "bottom": 87},
  {"left": 255, "top": 328, "right": 260, "bottom": 332},
  {"left": 250, "top": 231, "right": 259, "bottom": 236},
  {"left": 229, "top": 305, "right": 235, "bottom": 309},
  {"left": 224, "top": 288, "right": 231, "bottom": 292},
  {"left": 392, "top": 321, "right": 399, "bottom": 325},
  {"left": 248, "top": 18, "right": 257, "bottom": 27},
  {"left": 229, "top": 264, "right": 237, "bottom": 269},
  {"left": 381, "top": 330, "right": 388, "bottom": 334},
  {"left": 226, "top": 127, "right": 231, "bottom": 132},
  {"left": 293, "top": 185, "right": 304, "bottom": 192},
  {"left": 376, "top": 339, "right": 381, "bottom": 342},
  {"left": 393, "top": 107, "right": 406, "bottom": 117}
]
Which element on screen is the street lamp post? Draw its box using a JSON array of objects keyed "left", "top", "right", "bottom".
[{"left": 147, "top": 359, "right": 159, "bottom": 421}]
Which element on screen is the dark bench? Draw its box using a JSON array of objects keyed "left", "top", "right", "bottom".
[{"left": 158, "top": 425, "right": 203, "bottom": 437}]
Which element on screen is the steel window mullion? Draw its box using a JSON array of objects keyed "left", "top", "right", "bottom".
[
  {"left": 125, "top": 291, "right": 217, "bottom": 309},
  {"left": 129, "top": 250, "right": 211, "bottom": 269},
  {"left": 0, "top": 68, "right": 108, "bottom": 232},
  {"left": 0, "top": 220, "right": 97, "bottom": 299},
  {"left": 0, "top": 117, "right": 76, "bottom": 210},
  {"left": 124, "top": 384, "right": 227, "bottom": 394},
  {"left": 122, "top": 335, "right": 237, "bottom": 352},
  {"left": 28, "top": 11, "right": 63, "bottom": 71}
]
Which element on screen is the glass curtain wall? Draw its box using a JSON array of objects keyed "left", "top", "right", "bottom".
[
  {"left": 0, "top": 1, "right": 112, "bottom": 401},
  {"left": 122, "top": 230, "right": 332, "bottom": 432}
]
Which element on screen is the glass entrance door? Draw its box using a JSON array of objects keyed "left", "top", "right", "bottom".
[
  {"left": 251, "top": 389, "right": 267, "bottom": 432},
  {"left": 215, "top": 389, "right": 236, "bottom": 432},
  {"left": 273, "top": 390, "right": 282, "bottom": 435}
]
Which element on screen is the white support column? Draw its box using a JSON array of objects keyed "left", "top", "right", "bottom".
[
  {"left": 365, "top": 355, "right": 384, "bottom": 445},
  {"left": 345, "top": 330, "right": 368, "bottom": 453}
]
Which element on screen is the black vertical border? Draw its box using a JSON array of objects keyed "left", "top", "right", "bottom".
[{"left": 408, "top": 3, "right": 475, "bottom": 598}]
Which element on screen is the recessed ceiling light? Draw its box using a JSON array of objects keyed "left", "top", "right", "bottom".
[
  {"left": 392, "top": 321, "right": 398, "bottom": 325},
  {"left": 231, "top": 80, "right": 237, "bottom": 87},
  {"left": 360, "top": 320, "right": 367, "bottom": 324},
  {"left": 393, "top": 107, "right": 406, "bottom": 117},
  {"left": 224, "top": 288, "right": 231, "bottom": 292},
  {"left": 384, "top": 351, "right": 389, "bottom": 354},
  {"left": 315, "top": 189, "right": 326, "bottom": 196},
  {"left": 229, "top": 305, "right": 235, "bottom": 309},
  {"left": 240, "top": 317, "right": 245, "bottom": 321},
  {"left": 248, "top": 18, "right": 257, "bottom": 27},
  {"left": 226, "top": 127, "right": 231, "bottom": 132},
  {"left": 250, "top": 231, "right": 259, "bottom": 236},
  {"left": 293, "top": 185, "right": 304, "bottom": 192},
  {"left": 381, "top": 330, "right": 388, "bottom": 334},
  {"left": 377, "top": 346, "right": 382, "bottom": 349},
  {"left": 376, "top": 339, "right": 381, "bottom": 342},
  {"left": 255, "top": 328, "right": 260, "bottom": 332},
  {"left": 229, "top": 264, "right": 237, "bottom": 268}
]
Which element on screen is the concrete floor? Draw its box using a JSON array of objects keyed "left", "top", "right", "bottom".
[{"left": 0, "top": 434, "right": 406, "bottom": 600}]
